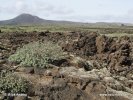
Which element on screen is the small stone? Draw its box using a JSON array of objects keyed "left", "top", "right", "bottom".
[
  {"left": 0, "top": 53, "right": 2, "bottom": 57},
  {"left": 24, "top": 67, "right": 34, "bottom": 74},
  {"left": 29, "top": 96, "right": 40, "bottom": 100},
  {"left": 45, "top": 70, "right": 52, "bottom": 76},
  {"left": 119, "top": 76, "right": 128, "bottom": 81},
  {"left": 0, "top": 94, "right": 5, "bottom": 100},
  {"left": 14, "top": 96, "right": 27, "bottom": 100},
  {"left": 16, "top": 67, "right": 25, "bottom": 72},
  {"left": 0, "top": 60, "right": 6, "bottom": 64},
  {"left": 103, "top": 77, "right": 115, "bottom": 83},
  {"left": 16, "top": 66, "right": 34, "bottom": 74},
  {"left": 131, "top": 75, "right": 133, "bottom": 80}
]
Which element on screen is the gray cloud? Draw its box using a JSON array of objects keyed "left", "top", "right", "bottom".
[
  {"left": 0, "top": 0, "right": 74, "bottom": 19},
  {"left": 128, "top": 9, "right": 133, "bottom": 14},
  {"left": 0, "top": 0, "right": 133, "bottom": 23},
  {"left": 56, "top": 14, "right": 133, "bottom": 23}
]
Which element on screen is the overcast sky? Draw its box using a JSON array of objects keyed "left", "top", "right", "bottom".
[{"left": 0, "top": 0, "right": 133, "bottom": 23}]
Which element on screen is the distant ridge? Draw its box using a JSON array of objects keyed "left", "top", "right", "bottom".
[
  {"left": 0, "top": 13, "right": 133, "bottom": 27},
  {"left": 0, "top": 13, "right": 79, "bottom": 25},
  {"left": 0, "top": 13, "right": 52, "bottom": 25}
]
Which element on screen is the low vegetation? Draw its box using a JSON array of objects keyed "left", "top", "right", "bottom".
[
  {"left": 0, "top": 72, "right": 28, "bottom": 93},
  {"left": 8, "top": 41, "right": 66, "bottom": 68},
  {"left": 1, "top": 24, "right": 133, "bottom": 34}
]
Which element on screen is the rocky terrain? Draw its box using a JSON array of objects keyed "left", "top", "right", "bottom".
[{"left": 0, "top": 31, "right": 133, "bottom": 100}]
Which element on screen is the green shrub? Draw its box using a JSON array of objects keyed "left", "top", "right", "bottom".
[
  {"left": 0, "top": 72, "right": 28, "bottom": 93},
  {"left": 8, "top": 41, "right": 66, "bottom": 68}
]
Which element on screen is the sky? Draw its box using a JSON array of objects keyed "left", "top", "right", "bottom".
[{"left": 0, "top": 0, "right": 133, "bottom": 23}]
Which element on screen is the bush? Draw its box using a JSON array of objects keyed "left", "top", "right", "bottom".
[
  {"left": 0, "top": 72, "right": 28, "bottom": 93},
  {"left": 8, "top": 41, "right": 66, "bottom": 68}
]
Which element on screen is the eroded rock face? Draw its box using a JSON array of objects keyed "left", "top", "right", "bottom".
[
  {"left": 29, "top": 68, "right": 107, "bottom": 100},
  {"left": 22, "top": 67, "right": 133, "bottom": 100},
  {"left": 62, "top": 34, "right": 133, "bottom": 76},
  {"left": 34, "top": 79, "right": 90, "bottom": 100},
  {"left": 1, "top": 31, "right": 133, "bottom": 100},
  {"left": 96, "top": 35, "right": 114, "bottom": 53},
  {"left": 62, "top": 32, "right": 98, "bottom": 57},
  {"left": 107, "top": 38, "right": 132, "bottom": 75}
]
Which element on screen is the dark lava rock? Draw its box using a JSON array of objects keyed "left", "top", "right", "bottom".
[{"left": 63, "top": 32, "right": 98, "bottom": 57}]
